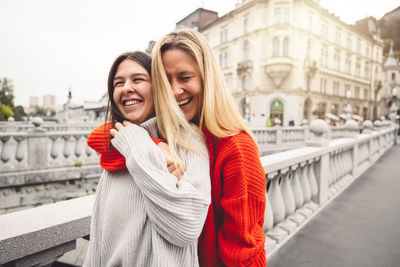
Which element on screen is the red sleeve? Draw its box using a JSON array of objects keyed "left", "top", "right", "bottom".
[
  {"left": 217, "top": 135, "right": 267, "bottom": 267},
  {"left": 87, "top": 123, "right": 165, "bottom": 171}
]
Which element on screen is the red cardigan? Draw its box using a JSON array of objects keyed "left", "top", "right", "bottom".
[{"left": 198, "top": 128, "right": 267, "bottom": 267}]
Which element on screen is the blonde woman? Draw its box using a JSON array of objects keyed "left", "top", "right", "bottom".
[
  {"left": 151, "top": 28, "right": 267, "bottom": 266},
  {"left": 84, "top": 51, "right": 210, "bottom": 266}
]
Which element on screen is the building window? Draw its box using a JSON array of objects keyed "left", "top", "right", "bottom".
[
  {"left": 243, "top": 42, "right": 250, "bottom": 63},
  {"left": 273, "top": 7, "right": 281, "bottom": 24},
  {"left": 274, "top": 6, "right": 289, "bottom": 24},
  {"left": 322, "top": 24, "right": 328, "bottom": 39},
  {"left": 392, "top": 72, "right": 396, "bottom": 81},
  {"left": 242, "top": 75, "right": 249, "bottom": 91},
  {"left": 355, "top": 59, "right": 361, "bottom": 77},
  {"left": 283, "top": 7, "right": 289, "bottom": 23},
  {"left": 364, "top": 88, "right": 369, "bottom": 100},
  {"left": 219, "top": 51, "right": 228, "bottom": 69},
  {"left": 364, "top": 62, "right": 370, "bottom": 79},
  {"left": 243, "top": 18, "right": 249, "bottom": 34},
  {"left": 282, "top": 37, "right": 289, "bottom": 56},
  {"left": 334, "top": 50, "right": 340, "bottom": 71},
  {"left": 320, "top": 46, "right": 328, "bottom": 67},
  {"left": 355, "top": 86, "right": 360, "bottom": 99},
  {"left": 345, "top": 84, "right": 351, "bottom": 98},
  {"left": 320, "top": 78, "right": 327, "bottom": 94},
  {"left": 346, "top": 36, "right": 352, "bottom": 50},
  {"left": 365, "top": 46, "right": 370, "bottom": 57},
  {"left": 308, "top": 15, "right": 313, "bottom": 32},
  {"left": 306, "top": 38, "right": 313, "bottom": 58},
  {"left": 357, "top": 39, "right": 361, "bottom": 54},
  {"left": 220, "top": 28, "right": 228, "bottom": 44},
  {"left": 345, "top": 55, "right": 351, "bottom": 73},
  {"left": 335, "top": 29, "right": 341, "bottom": 45},
  {"left": 273, "top": 37, "right": 280, "bottom": 56},
  {"left": 333, "top": 81, "right": 339, "bottom": 95}
]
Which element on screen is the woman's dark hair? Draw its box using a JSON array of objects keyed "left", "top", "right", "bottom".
[{"left": 105, "top": 51, "right": 152, "bottom": 126}]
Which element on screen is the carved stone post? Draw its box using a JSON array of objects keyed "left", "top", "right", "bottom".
[
  {"left": 27, "top": 117, "right": 49, "bottom": 169},
  {"left": 362, "top": 120, "right": 374, "bottom": 163},
  {"left": 306, "top": 119, "right": 329, "bottom": 205}
]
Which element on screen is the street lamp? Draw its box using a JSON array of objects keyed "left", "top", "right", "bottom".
[{"left": 389, "top": 87, "right": 398, "bottom": 123}]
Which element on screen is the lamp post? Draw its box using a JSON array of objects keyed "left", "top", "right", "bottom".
[{"left": 389, "top": 87, "right": 398, "bottom": 123}]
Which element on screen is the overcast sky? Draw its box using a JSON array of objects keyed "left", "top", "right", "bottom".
[{"left": 0, "top": 0, "right": 398, "bottom": 107}]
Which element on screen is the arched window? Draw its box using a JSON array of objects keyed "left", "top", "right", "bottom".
[
  {"left": 273, "top": 37, "right": 280, "bottom": 56},
  {"left": 242, "top": 75, "right": 249, "bottom": 91},
  {"left": 282, "top": 37, "right": 289, "bottom": 56},
  {"left": 270, "top": 100, "right": 284, "bottom": 126}
]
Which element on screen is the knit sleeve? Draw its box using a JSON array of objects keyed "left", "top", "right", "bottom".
[
  {"left": 111, "top": 123, "right": 211, "bottom": 247},
  {"left": 217, "top": 134, "right": 267, "bottom": 267}
]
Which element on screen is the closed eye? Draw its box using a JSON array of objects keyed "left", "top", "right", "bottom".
[
  {"left": 114, "top": 81, "right": 123, "bottom": 87},
  {"left": 181, "top": 76, "right": 192, "bottom": 81}
]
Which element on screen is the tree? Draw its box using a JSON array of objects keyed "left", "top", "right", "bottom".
[
  {"left": 0, "top": 101, "right": 14, "bottom": 121},
  {"left": 0, "top": 77, "right": 15, "bottom": 108},
  {"left": 13, "top": 105, "right": 26, "bottom": 120}
]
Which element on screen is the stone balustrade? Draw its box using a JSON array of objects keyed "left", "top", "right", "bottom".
[
  {"left": 0, "top": 121, "right": 397, "bottom": 266},
  {"left": 251, "top": 126, "right": 309, "bottom": 154},
  {"left": 0, "top": 119, "right": 101, "bottom": 214}
]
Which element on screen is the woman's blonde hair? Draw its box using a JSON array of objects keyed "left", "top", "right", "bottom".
[{"left": 152, "top": 28, "right": 250, "bottom": 151}]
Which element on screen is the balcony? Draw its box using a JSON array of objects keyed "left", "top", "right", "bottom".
[
  {"left": 236, "top": 60, "right": 253, "bottom": 75},
  {"left": 264, "top": 57, "right": 293, "bottom": 88}
]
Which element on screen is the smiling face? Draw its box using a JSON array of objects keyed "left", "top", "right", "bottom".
[
  {"left": 161, "top": 48, "right": 203, "bottom": 125},
  {"left": 113, "top": 59, "right": 154, "bottom": 124}
]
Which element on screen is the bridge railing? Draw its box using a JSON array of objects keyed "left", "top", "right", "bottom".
[
  {"left": 0, "top": 119, "right": 101, "bottom": 214},
  {"left": 262, "top": 121, "right": 397, "bottom": 256},
  {"left": 0, "top": 120, "right": 397, "bottom": 266}
]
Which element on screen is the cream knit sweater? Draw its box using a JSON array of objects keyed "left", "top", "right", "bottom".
[{"left": 83, "top": 118, "right": 210, "bottom": 267}]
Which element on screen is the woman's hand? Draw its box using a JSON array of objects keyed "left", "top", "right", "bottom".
[
  {"left": 110, "top": 120, "right": 186, "bottom": 179},
  {"left": 158, "top": 142, "right": 186, "bottom": 179},
  {"left": 110, "top": 120, "right": 132, "bottom": 137}
]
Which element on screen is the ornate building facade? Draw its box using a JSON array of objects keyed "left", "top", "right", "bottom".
[{"left": 177, "top": 0, "right": 384, "bottom": 126}]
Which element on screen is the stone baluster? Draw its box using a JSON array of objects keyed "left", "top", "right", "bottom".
[
  {"left": 290, "top": 164, "right": 304, "bottom": 210},
  {"left": 74, "top": 135, "right": 86, "bottom": 158},
  {"left": 85, "top": 135, "right": 94, "bottom": 157},
  {"left": 62, "top": 135, "right": 75, "bottom": 159},
  {"left": 269, "top": 172, "right": 285, "bottom": 225},
  {"left": 336, "top": 149, "right": 342, "bottom": 179},
  {"left": 14, "top": 136, "right": 26, "bottom": 162},
  {"left": 340, "top": 148, "right": 347, "bottom": 178},
  {"left": 263, "top": 187, "right": 274, "bottom": 232},
  {"left": 280, "top": 168, "right": 295, "bottom": 218},
  {"left": 300, "top": 161, "right": 311, "bottom": 203},
  {"left": 277, "top": 168, "right": 297, "bottom": 233},
  {"left": 0, "top": 136, "right": 12, "bottom": 163},
  {"left": 266, "top": 172, "right": 287, "bottom": 243},
  {"left": 307, "top": 159, "right": 318, "bottom": 202},
  {"left": 263, "top": 191, "right": 277, "bottom": 252},
  {"left": 286, "top": 167, "right": 306, "bottom": 225},
  {"left": 50, "top": 135, "right": 61, "bottom": 159},
  {"left": 330, "top": 152, "right": 338, "bottom": 185}
]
